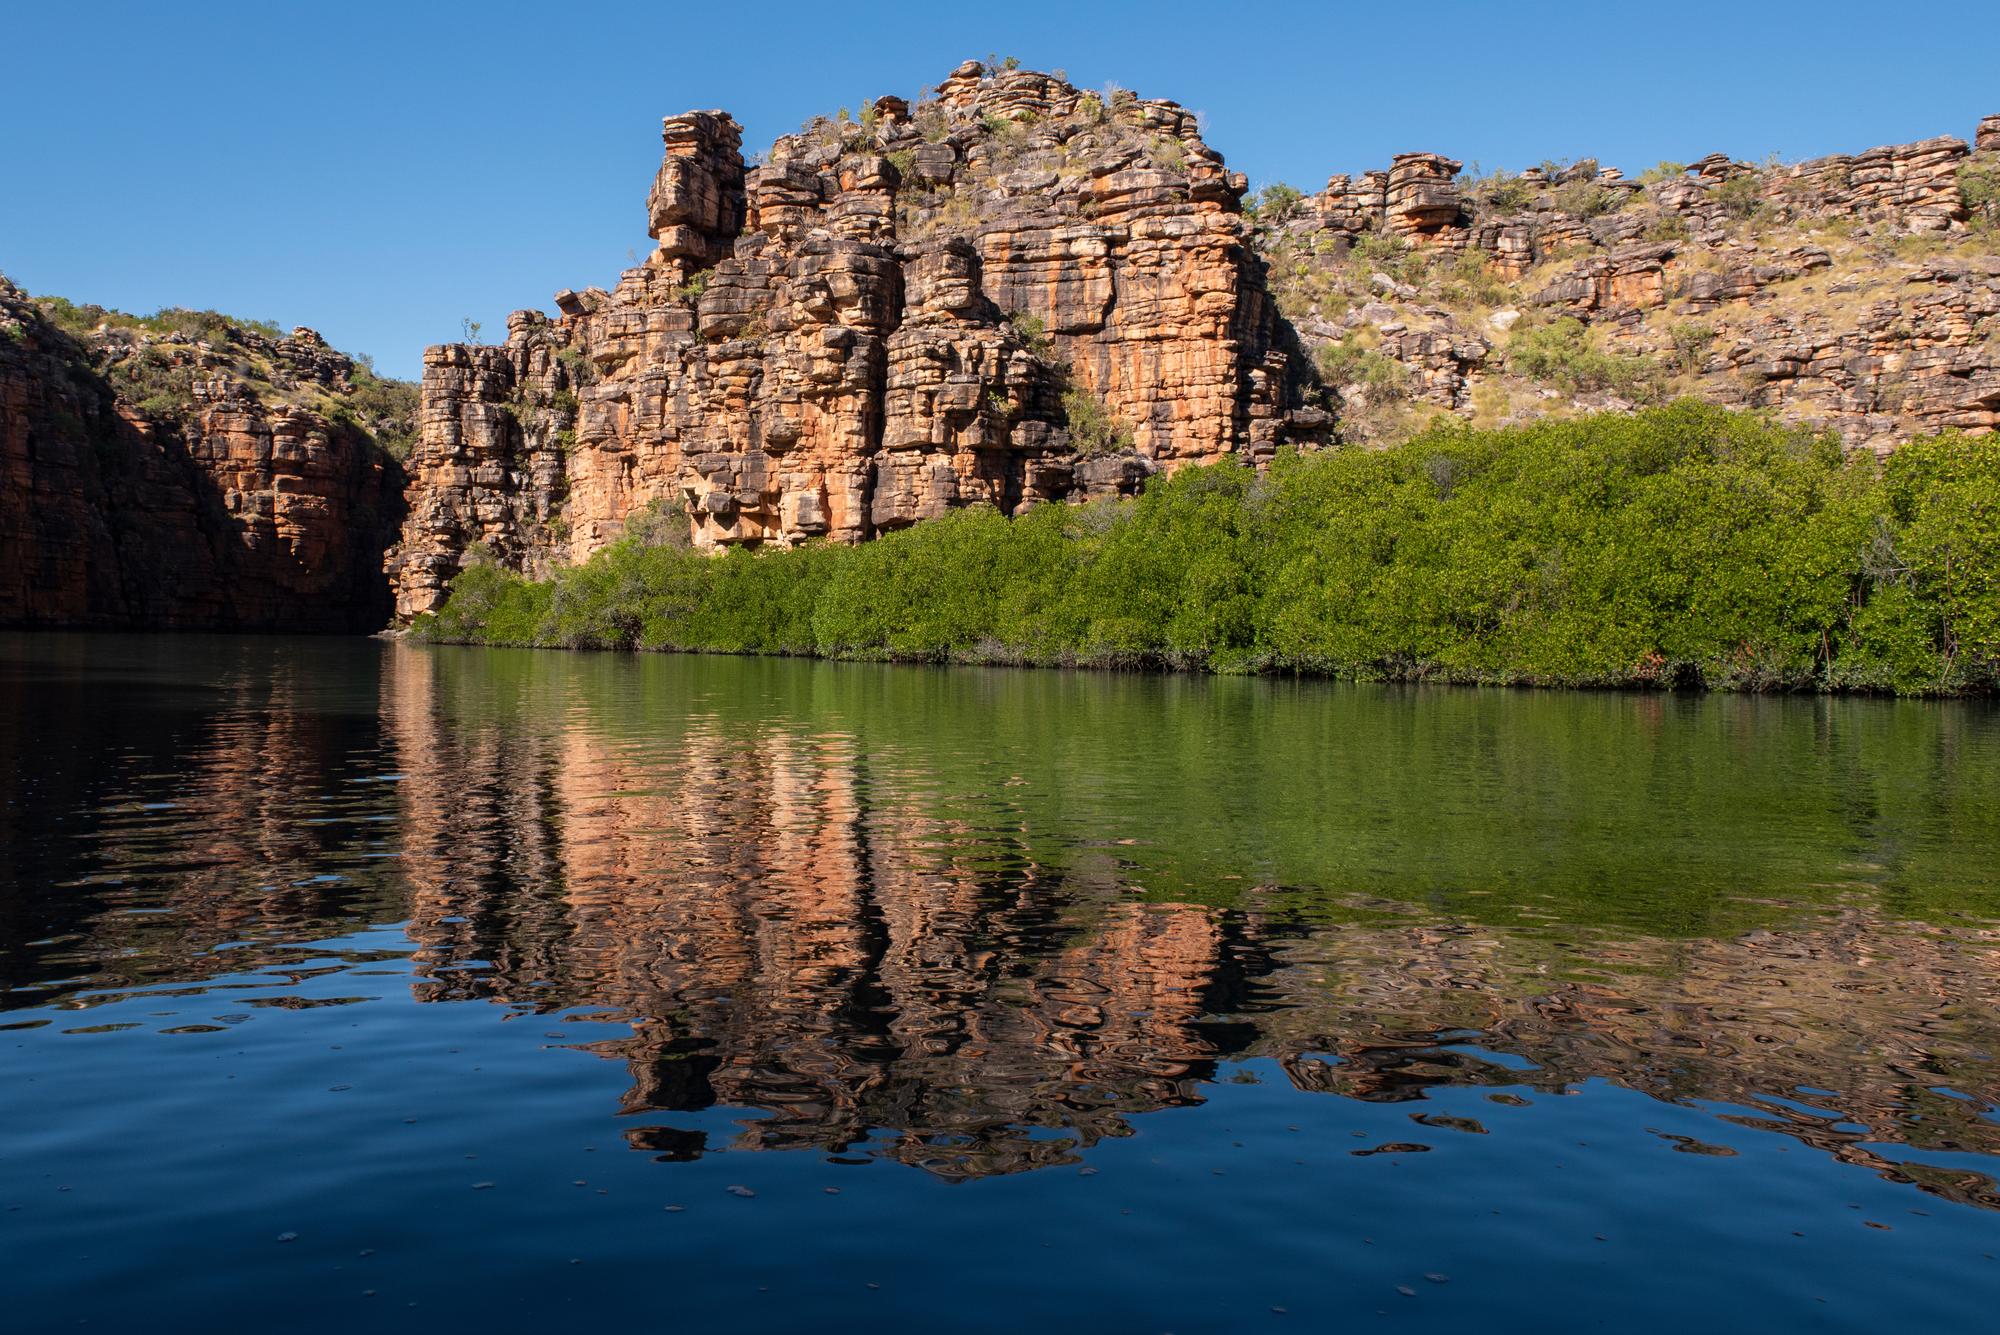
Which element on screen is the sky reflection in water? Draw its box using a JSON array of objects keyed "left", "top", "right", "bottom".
[{"left": 3, "top": 633, "right": 2000, "bottom": 1331}]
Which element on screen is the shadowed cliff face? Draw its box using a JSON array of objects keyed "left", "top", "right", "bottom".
[
  {"left": 0, "top": 282, "right": 408, "bottom": 631},
  {"left": 8, "top": 636, "right": 1997, "bottom": 1200},
  {"left": 389, "top": 61, "right": 1307, "bottom": 617}
]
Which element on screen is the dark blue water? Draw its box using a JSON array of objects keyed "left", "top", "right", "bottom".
[{"left": 4, "top": 633, "right": 1999, "bottom": 1331}]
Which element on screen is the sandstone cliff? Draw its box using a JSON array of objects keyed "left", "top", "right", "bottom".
[
  {"left": 8, "top": 63, "right": 1994, "bottom": 633},
  {"left": 389, "top": 61, "right": 1308, "bottom": 617},
  {"left": 1261, "top": 113, "right": 2000, "bottom": 448},
  {"left": 0, "top": 279, "right": 409, "bottom": 630},
  {"left": 390, "top": 65, "right": 2000, "bottom": 618}
]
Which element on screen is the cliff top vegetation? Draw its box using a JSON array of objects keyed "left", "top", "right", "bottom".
[{"left": 0, "top": 276, "right": 418, "bottom": 459}]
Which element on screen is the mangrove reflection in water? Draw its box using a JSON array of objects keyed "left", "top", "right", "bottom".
[{"left": 3, "top": 633, "right": 2000, "bottom": 1331}]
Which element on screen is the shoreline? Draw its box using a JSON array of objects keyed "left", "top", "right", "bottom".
[{"left": 401, "top": 632, "right": 1997, "bottom": 699}]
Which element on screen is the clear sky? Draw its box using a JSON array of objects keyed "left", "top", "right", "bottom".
[{"left": 6, "top": 0, "right": 1995, "bottom": 378}]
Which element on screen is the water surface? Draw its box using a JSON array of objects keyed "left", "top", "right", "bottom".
[{"left": 4, "top": 634, "right": 2000, "bottom": 1331}]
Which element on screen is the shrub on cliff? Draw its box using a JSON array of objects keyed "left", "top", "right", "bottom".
[
  {"left": 106, "top": 347, "right": 197, "bottom": 417},
  {"left": 1961, "top": 160, "right": 2000, "bottom": 232},
  {"left": 1712, "top": 172, "right": 1767, "bottom": 221},
  {"left": 1507, "top": 318, "right": 1666, "bottom": 401},
  {"left": 1315, "top": 336, "right": 1409, "bottom": 401},
  {"left": 1008, "top": 311, "right": 1055, "bottom": 359},
  {"left": 146, "top": 307, "right": 285, "bottom": 343},
  {"left": 1551, "top": 178, "right": 1625, "bottom": 220},
  {"left": 1245, "top": 183, "right": 1305, "bottom": 222},
  {"left": 1470, "top": 171, "right": 1537, "bottom": 216},
  {"left": 34, "top": 297, "right": 282, "bottom": 344},
  {"left": 411, "top": 404, "right": 2000, "bottom": 695},
  {"left": 337, "top": 365, "right": 419, "bottom": 459},
  {"left": 1061, "top": 386, "right": 1135, "bottom": 455}
]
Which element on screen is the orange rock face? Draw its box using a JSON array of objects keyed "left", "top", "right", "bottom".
[
  {"left": 0, "top": 284, "right": 403, "bottom": 630},
  {"left": 389, "top": 62, "right": 1308, "bottom": 617}
]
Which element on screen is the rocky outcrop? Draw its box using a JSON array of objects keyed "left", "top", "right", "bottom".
[
  {"left": 1265, "top": 115, "right": 2000, "bottom": 450},
  {"left": 0, "top": 281, "right": 406, "bottom": 630},
  {"left": 14, "top": 65, "right": 1985, "bottom": 631},
  {"left": 393, "top": 68, "right": 2000, "bottom": 617},
  {"left": 389, "top": 62, "right": 1305, "bottom": 617},
  {"left": 1783, "top": 138, "right": 1971, "bottom": 233}
]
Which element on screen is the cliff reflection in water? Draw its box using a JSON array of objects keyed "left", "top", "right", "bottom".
[
  {"left": 380, "top": 646, "right": 2000, "bottom": 1198},
  {"left": 388, "top": 648, "right": 1269, "bottom": 1177},
  {"left": 5, "top": 635, "right": 1998, "bottom": 1201}
]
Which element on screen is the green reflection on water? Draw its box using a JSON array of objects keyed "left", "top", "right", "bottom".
[{"left": 412, "top": 642, "right": 2000, "bottom": 936}]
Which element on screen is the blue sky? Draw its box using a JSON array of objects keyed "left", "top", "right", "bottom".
[{"left": 6, "top": 0, "right": 1995, "bottom": 378}]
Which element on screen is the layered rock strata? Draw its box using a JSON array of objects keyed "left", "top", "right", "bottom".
[
  {"left": 396, "top": 71, "right": 2000, "bottom": 616},
  {"left": 0, "top": 281, "right": 405, "bottom": 630},
  {"left": 12, "top": 64, "right": 1988, "bottom": 631},
  {"left": 390, "top": 62, "right": 1303, "bottom": 616},
  {"left": 1266, "top": 116, "right": 2000, "bottom": 449}
]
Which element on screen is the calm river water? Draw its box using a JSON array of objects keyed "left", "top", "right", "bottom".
[{"left": 4, "top": 633, "right": 2000, "bottom": 1331}]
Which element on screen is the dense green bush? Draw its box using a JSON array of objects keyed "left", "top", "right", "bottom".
[
  {"left": 335, "top": 364, "right": 420, "bottom": 458},
  {"left": 1061, "top": 386, "right": 1135, "bottom": 455},
  {"left": 1832, "top": 430, "right": 2000, "bottom": 692},
  {"left": 1507, "top": 317, "right": 1667, "bottom": 401},
  {"left": 34, "top": 296, "right": 283, "bottom": 342},
  {"left": 1962, "top": 159, "right": 2000, "bottom": 231},
  {"left": 1315, "top": 336, "right": 1409, "bottom": 400},
  {"left": 1712, "top": 172, "right": 1767, "bottom": 221},
  {"left": 105, "top": 347, "right": 196, "bottom": 416},
  {"left": 1245, "top": 182, "right": 1305, "bottom": 221},
  {"left": 413, "top": 403, "right": 2000, "bottom": 695},
  {"left": 1471, "top": 171, "right": 1537, "bottom": 216}
]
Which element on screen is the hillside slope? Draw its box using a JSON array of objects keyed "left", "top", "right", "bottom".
[
  {"left": 1259, "top": 115, "right": 2000, "bottom": 448},
  {"left": 0, "top": 278, "right": 412, "bottom": 629}
]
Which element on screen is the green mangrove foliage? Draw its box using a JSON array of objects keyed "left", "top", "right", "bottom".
[{"left": 413, "top": 403, "right": 2000, "bottom": 694}]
